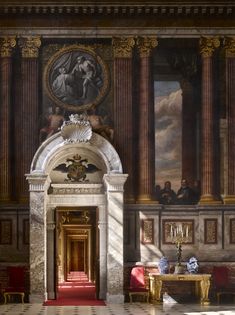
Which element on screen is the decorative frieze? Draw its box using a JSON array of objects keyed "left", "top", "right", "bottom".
[
  {"left": 0, "top": 37, "right": 16, "bottom": 57},
  {"left": 199, "top": 36, "right": 220, "bottom": 57},
  {"left": 0, "top": 4, "right": 234, "bottom": 17},
  {"left": 112, "top": 37, "right": 135, "bottom": 58},
  {"left": 136, "top": 37, "right": 158, "bottom": 57},
  {"left": 18, "top": 36, "right": 41, "bottom": 58},
  {"left": 51, "top": 183, "right": 104, "bottom": 195}
]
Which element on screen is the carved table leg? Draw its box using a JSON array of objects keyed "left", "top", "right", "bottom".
[
  {"left": 200, "top": 279, "right": 210, "bottom": 305},
  {"left": 154, "top": 279, "right": 163, "bottom": 304}
]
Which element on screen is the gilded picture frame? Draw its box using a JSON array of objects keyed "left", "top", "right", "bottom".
[
  {"left": 0, "top": 219, "right": 12, "bottom": 245},
  {"left": 141, "top": 219, "right": 154, "bottom": 244},
  {"left": 204, "top": 218, "right": 218, "bottom": 244},
  {"left": 162, "top": 219, "right": 194, "bottom": 244},
  {"left": 44, "top": 45, "right": 110, "bottom": 112}
]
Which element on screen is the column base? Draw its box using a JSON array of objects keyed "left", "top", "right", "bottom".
[
  {"left": 136, "top": 194, "right": 159, "bottom": 204},
  {"left": 223, "top": 195, "right": 235, "bottom": 204},
  {"left": 29, "top": 294, "right": 45, "bottom": 303},
  {"left": 199, "top": 195, "right": 222, "bottom": 205},
  {"left": 106, "top": 293, "right": 124, "bottom": 303}
]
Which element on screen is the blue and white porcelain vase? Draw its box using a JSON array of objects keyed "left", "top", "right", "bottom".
[
  {"left": 159, "top": 256, "right": 169, "bottom": 274},
  {"left": 186, "top": 256, "right": 199, "bottom": 274}
]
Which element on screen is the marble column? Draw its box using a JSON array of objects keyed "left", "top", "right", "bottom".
[
  {"left": 16, "top": 36, "right": 41, "bottom": 203},
  {"left": 112, "top": 37, "right": 135, "bottom": 202},
  {"left": 180, "top": 79, "right": 197, "bottom": 185},
  {"left": 103, "top": 173, "right": 128, "bottom": 303},
  {"left": 0, "top": 37, "right": 16, "bottom": 202},
  {"left": 98, "top": 204, "right": 107, "bottom": 300},
  {"left": 199, "top": 37, "right": 221, "bottom": 204},
  {"left": 26, "top": 173, "right": 50, "bottom": 303},
  {"left": 223, "top": 37, "right": 235, "bottom": 204},
  {"left": 46, "top": 207, "right": 56, "bottom": 300},
  {"left": 136, "top": 37, "right": 158, "bottom": 203}
]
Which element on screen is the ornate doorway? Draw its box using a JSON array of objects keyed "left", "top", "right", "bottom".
[{"left": 26, "top": 115, "right": 128, "bottom": 303}]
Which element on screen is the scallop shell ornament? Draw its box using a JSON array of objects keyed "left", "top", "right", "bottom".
[{"left": 61, "top": 113, "right": 92, "bottom": 143}]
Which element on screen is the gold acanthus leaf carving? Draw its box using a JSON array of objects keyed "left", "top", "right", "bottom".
[
  {"left": 199, "top": 36, "right": 220, "bottom": 57},
  {"left": 224, "top": 37, "right": 235, "bottom": 58},
  {"left": 112, "top": 37, "right": 135, "bottom": 58},
  {"left": 0, "top": 36, "right": 16, "bottom": 57},
  {"left": 136, "top": 37, "right": 158, "bottom": 57},
  {"left": 18, "top": 36, "right": 41, "bottom": 58}
]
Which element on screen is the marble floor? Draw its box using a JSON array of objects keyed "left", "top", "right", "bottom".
[{"left": 0, "top": 303, "right": 235, "bottom": 315}]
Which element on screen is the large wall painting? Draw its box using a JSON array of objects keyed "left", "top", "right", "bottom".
[
  {"left": 44, "top": 45, "right": 110, "bottom": 113},
  {"left": 155, "top": 81, "right": 182, "bottom": 192}
]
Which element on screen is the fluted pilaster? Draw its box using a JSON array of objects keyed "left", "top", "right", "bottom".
[
  {"left": 136, "top": 37, "right": 158, "bottom": 202},
  {"left": 15, "top": 36, "right": 41, "bottom": 202},
  {"left": 199, "top": 37, "right": 221, "bottom": 204},
  {"left": 112, "top": 37, "right": 135, "bottom": 202},
  {"left": 223, "top": 37, "right": 235, "bottom": 204},
  {"left": 0, "top": 37, "right": 16, "bottom": 202}
]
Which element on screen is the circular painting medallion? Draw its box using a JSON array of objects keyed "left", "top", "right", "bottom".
[{"left": 44, "top": 45, "right": 109, "bottom": 112}]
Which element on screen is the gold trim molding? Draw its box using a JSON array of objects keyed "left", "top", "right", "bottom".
[
  {"left": 18, "top": 36, "right": 41, "bottom": 58},
  {"left": 224, "top": 37, "right": 235, "bottom": 58},
  {"left": 199, "top": 36, "right": 220, "bottom": 58},
  {"left": 223, "top": 195, "right": 235, "bottom": 204},
  {"left": 136, "top": 37, "right": 158, "bottom": 57},
  {"left": 0, "top": 36, "right": 16, "bottom": 58},
  {"left": 112, "top": 37, "right": 135, "bottom": 58}
]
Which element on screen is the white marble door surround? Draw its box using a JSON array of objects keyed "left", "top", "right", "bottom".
[{"left": 26, "top": 130, "right": 128, "bottom": 304}]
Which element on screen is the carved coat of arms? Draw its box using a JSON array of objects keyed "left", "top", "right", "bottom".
[{"left": 53, "top": 154, "right": 100, "bottom": 182}]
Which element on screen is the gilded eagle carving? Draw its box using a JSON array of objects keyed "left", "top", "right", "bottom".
[{"left": 53, "top": 154, "right": 101, "bottom": 182}]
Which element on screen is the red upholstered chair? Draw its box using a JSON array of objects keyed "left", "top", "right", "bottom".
[
  {"left": 3, "top": 266, "right": 26, "bottom": 303},
  {"left": 213, "top": 266, "right": 235, "bottom": 303},
  {"left": 128, "top": 266, "right": 149, "bottom": 303}
]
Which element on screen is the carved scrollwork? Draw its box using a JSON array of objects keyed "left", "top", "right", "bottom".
[
  {"left": 199, "top": 36, "right": 220, "bottom": 58},
  {"left": 18, "top": 36, "right": 41, "bottom": 58},
  {"left": 224, "top": 37, "right": 235, "bottom": 58},
  {"left": 136, "top": 37, "right": 158, "bottom": 57},
  {"left": 112, "top": 37, "right": 135, "bottom": 58},
  {"left": 0, "top": 36, "right": 16, "bottom": 57}
]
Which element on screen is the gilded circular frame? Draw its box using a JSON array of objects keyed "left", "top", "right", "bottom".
[{"left": 44, "top": 45, "right": 110, "bottom": 112}]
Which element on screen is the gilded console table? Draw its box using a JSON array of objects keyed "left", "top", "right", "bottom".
[{"left": 149, "top": 273, "right": 211, "bottom": 305}]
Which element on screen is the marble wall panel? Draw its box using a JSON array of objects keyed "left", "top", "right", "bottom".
[
  {"left": 224, "top": 211, "right": 235, "bottom": 251},
  {"left": 0, "top": 210, "right": 29, "bottom": 262}
]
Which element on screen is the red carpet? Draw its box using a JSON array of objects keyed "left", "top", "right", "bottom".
[{"left": 43, "top": 272, "right": 105, "bottom": 306}]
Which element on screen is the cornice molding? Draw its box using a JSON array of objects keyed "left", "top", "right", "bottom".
[{"left": 0, "top": 3, "right": 234, "bottom": 16}]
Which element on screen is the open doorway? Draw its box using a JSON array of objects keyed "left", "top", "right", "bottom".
[{"left": 50, "top": 207, "right": 103, "bottom": 305}]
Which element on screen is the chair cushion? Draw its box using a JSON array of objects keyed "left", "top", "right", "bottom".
[
  {"left": 4, "top": 287, "right": 25, "bottom": 292},
  {"left": 130, "top": 266, "right": 146, "bottom": 288}
]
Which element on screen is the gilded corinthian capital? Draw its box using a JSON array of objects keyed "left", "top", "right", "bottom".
[
  {"left": 0, "top": 37, "right": 16, "bottom": 57},
  {"left": 112, "top": 37, "right": 135, "bottom": 58},
  {"left": 18, "top": 36, "right": 41, "bottom": 58},
  {"left": 199, "top": 37, "right": 220, "bottom": 58},
  {"left": 224, "top": 37, "right": 235, "bottom": 58},
  {"left": 136, "top": 37, "right": 158, "bottom": 57}
]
